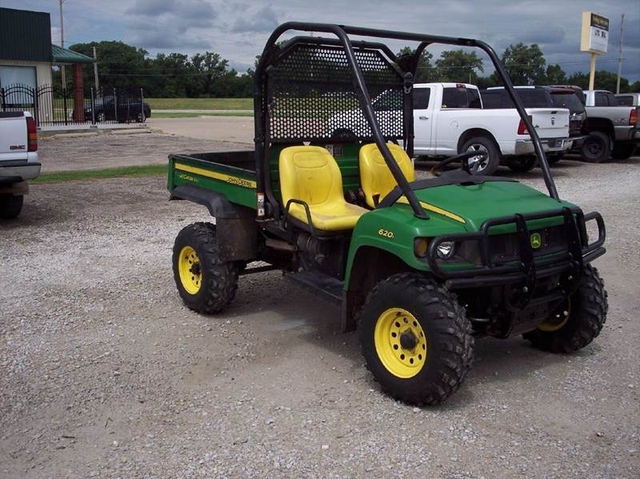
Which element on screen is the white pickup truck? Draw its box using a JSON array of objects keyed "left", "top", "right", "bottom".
[
  {"left": 411, "top": 83, "right": 571, "bottom": 174},
  {"left": 327, "top": 83, "right": 571, "bottom": 175},
  {"left": 0, "top": 111, "right": 40, "bottom": 218}
]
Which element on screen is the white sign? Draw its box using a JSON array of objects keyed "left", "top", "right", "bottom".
[{"left": 580, "top": 12, "right": 609, "bottom": 54}]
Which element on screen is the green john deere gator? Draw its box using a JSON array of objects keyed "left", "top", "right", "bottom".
[{"left": 167, "top": 23, "right": 608, "bottom": 405}]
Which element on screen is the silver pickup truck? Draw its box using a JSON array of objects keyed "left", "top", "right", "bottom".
[
  {"left": 0, "top": 111, "right": 40, "bottom": 218},
  {"left": 582, "top": 89, "right": 639, "bottom": 161}
]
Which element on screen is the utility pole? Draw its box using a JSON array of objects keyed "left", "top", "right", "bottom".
[
  {"left": 59, "top": 0, "right": 66, "bottom": 90},
  {"left": 616, "top": 14, "right": 625, "bottom": 94},
  {"left": 93, "top": 46, "right": 99, "bottom": 91}
]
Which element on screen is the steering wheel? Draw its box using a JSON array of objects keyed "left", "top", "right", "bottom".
[{"left": 430, "top": 151, "right": 488, "bottom": 176}]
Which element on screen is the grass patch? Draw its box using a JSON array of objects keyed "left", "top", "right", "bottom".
[
  {"left": 33, "top": 164, "right": 167, "bottom": 184},
  {"left": 152, "top": 111, "right": 253, "bottom": 118},
  {"left": 147, "top": 98, "right": 252, "bottom": 110}
]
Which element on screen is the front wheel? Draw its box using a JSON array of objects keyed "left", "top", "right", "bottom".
[
  {"left": 523, "top": 265, "right": 608, "bottom": 353},
  {"left": 172, "top": 222, "right": 239, "bottom": 314},
  {"left": 359, "top": 273, "right": 474, "bottom": 406},
  {"left": 461, "top": 136, "right": 501, "bottom": 175}
]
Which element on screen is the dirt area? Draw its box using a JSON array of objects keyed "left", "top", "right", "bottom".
[{"left": 1, "top": 130, "right": 639, "bottom": 478}]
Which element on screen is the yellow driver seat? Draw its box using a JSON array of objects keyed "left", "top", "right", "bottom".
[
  {"left": 359, "top": 143, "right": 415, "bottom": 208},
  {"left": 279, "top": 146, "right": 367, "bottom": 231}
]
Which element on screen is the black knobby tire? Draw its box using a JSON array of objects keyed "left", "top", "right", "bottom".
[
  {"left": 581, "top": 131, "right": 611, "bottom": 163},
  {"left": 547, "top": 153, "right": 563, "bottom": 165},
  {"left": 507, "top": 156, "right": 537, "bottom": 173},
  {"left": 359, "top": 273, "right": 474, "bottom": 406},
  {"left": 611, "top": 143, "right": 636, "bottom": 160},
  {"left": 461, "top": 136, "right": 501, "bottom": 175},
  {"left": 0, "top": 194, "right": 24, "bottom": 219},
  {"left": 523, "top": 265, "right": 608, "bottom": 353},
  {"left": 172, "top": 222, "right": 239, "bottom": 314}
]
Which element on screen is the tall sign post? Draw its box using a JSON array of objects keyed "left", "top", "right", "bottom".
[{"left": 580, "top": 12, "right": 610, "bottom": 90}]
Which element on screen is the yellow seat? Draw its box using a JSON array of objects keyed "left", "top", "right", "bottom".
[
  {"left": 279, "top": 146, "right": 367, "bottom": 231},
  {"left": 359, "top": 143, "right": 415, "bottom": 208}
]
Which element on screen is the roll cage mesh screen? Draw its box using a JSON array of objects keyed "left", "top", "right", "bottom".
[{"left": 266, "top": 42, "right": 405, "bottom": 143}]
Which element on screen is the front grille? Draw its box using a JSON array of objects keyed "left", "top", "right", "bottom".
[{"left": 490, "top": 225, "right": 567, "bottom": 265}]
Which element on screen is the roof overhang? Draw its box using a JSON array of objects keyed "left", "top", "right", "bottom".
[{"left": 52, "top": 45, "right": 95, "bottom": 65}]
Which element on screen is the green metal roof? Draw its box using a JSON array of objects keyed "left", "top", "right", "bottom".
[{"left": 52, "top": 45, "right": 95, "bottom": 64}]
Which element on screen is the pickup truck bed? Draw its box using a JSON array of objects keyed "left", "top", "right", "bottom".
[{"left": 169, "top": 151, "right": 257, "bottom": 210}]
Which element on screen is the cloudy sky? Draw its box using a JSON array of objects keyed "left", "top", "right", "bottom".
[{"left": 3, "top": 0, "right": 639, "bottom": 82}]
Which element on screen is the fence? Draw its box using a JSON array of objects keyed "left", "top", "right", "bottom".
[{"left": 0, "top": 84, "right": 148, "bottom": 127}]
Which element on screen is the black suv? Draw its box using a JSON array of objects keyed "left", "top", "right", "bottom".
[{"left": 84, "top": 95, "right": 151, "bottom": 123}]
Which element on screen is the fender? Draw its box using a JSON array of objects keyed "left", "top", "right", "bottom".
[{"left": 170, "top": 184, "right": 252, "bottom": 219}]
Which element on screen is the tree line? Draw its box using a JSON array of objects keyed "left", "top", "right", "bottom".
[{"left": 60, "top": 40, "right": 640, "bottom": 98}]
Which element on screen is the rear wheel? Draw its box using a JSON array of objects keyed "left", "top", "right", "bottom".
[
  {"left": 172, "top": 222, "right": 239, "bottom": 314},
  {"left": 461, "top": 136, "right": 501, "bottom": 175},
  {"left": 507, "top": 156, "right": 537, "bottom": 173},
  {"left": 0, "top": 194, "right": 24, "bottom": 219},
  {"left": 523, "top": 265, "right": 608, "bottom": 353},
  {"left": 359, "top": 273, "right": 474, "bottom": 405},
  {"left": 547, "top": 153, "right": 563, "bottom": 165},
  {"left": 581, "top": 131, "right": 611, "bottom": 163},
  {"left": 611, "top": 143, "right": 636, "bottom": 160}
]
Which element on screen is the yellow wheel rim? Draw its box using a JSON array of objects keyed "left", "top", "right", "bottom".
[
  {"left": 374, "top": 308, "right": 427, "bottom": 379},
  {"left": 178, "top": 246, "right": 202, "bottom": 295},
  {"left": 538, "top": 298, "right": 571, "bottom": 332}
]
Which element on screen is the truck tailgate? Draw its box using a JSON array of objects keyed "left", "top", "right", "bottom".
[
  {"left": 0, "top": 112, "right": 29, "bottom": 162},
  {"left": 528, "top": 108, "right": 569, "bottom": 138}
]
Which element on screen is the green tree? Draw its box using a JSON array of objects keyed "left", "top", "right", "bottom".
[
  {"left": 396, "top": 47, "right": 434, "bottom": 82},
  {"left": 496, "top": 43, "right": 546, "bottom": 85},
  {"left": 190, "top": 52, "right": 238, "bottom": 97},
  {"left": 152, "top": 53, "right": 192, "bottom": 97},
  {"left": 434, "top": 49, "right": 484, "bottom": 83},
  {"left": 544, "top": 64, "right": 567, "bottom": 85},
  {"left": 70, "top": 41, "right": 151, "bottom": 94},
  {"left": 567, "top": 70, "right": 630, "bottom": 92}
]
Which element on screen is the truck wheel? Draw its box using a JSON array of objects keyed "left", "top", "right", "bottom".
[
  {"left": 507, "top": 156, "right": 537, "bottom": 173},
  {"left": 172, "top": 222, "right": 239, "bottom": 314},
  {"left": 547, "top": 153, "right": 563, "bottom": 165},
  {"left": 611, "top": 143, "right": 636, "bottom": 160},
  {"left": 359, "top": 273, "right": 474, "bottom": 405},
  {"left": 0, "top": 194, "right": 24, "bottom": 219},
  {"left": 461, "top": 137, "right": 501, "bottom": 175},
  {"left": 523, "top": 265, "right": 608, "bottom": 353},
  {"left": 581, "top": 131, "right": 611, "bottom": 163}
]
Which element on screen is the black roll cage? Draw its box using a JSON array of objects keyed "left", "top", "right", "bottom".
[{"left": 253, "top": 22, "right": 560, "bottom": 221}]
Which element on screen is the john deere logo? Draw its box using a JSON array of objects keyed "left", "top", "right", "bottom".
[{"left": 530, "top": 232, "right": 542, "bottom": 249}]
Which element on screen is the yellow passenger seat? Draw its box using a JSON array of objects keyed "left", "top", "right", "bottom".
[
  {"left": 359, "top": 143, "right": 415, "bottom": 208},
  {"left": 279, "top": 146, "right": 367, "bottom": 232}
]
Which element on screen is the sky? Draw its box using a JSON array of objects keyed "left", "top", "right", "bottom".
[{"left": 2, "top": 0, "right": 639, "bottom": 82}]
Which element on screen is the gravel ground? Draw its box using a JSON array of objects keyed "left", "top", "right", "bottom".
[{"left": 1, "top": 133, "right": 639, "bottom": 478}]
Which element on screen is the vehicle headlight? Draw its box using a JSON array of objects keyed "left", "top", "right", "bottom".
[
  {"left": 436, "top": 241, "right": 456, "bottom": 259},
  {"left": 414, "top": 238, "right": 429, "bottom": 258}
]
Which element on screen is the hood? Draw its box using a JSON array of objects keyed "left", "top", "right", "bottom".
[{"left": 411, "top": 180, "right": 575, "bottom": 232}]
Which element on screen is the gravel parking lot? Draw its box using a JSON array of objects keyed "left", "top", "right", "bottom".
[{"left": 1, "top": 129, "right": 639, "bottom": 478}]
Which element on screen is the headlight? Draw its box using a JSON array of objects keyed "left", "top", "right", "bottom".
[
  {"left": 436, "top": 241, "right": 456, "bottom": 259},
  {"left": 414, "top": 238, "right": 429, "bottom": 258}
]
